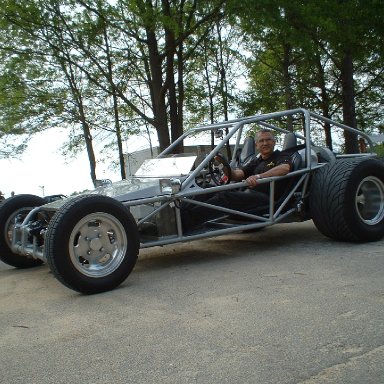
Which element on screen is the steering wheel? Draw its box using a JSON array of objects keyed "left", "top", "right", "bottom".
[{"left": 208, "top": 153, "right": 232, "bottom": 185}]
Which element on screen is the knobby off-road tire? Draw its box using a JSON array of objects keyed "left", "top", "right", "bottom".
[
  {"left": 310, "top": 158, "right": 384, "bottom": 242},
  {"left": 0, "top": 194, "right": 45, "bottom": 268},
  {"left": 45, "top": 195, "right": 140, "bottom": 294}
]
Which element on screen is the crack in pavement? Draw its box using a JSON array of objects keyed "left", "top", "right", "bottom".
[{"left": 298, "top": 345, "right": 384, "bottom": 383}]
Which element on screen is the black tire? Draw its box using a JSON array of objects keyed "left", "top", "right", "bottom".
[
  {"left": 45, "top": 194, "right": 140, "bottom": 294},
  {"left": 310, "top": 158, "right": 384, "bottom": 242},
  {"left": 0, "top": 194, "right": 45, "bottom": 268}
]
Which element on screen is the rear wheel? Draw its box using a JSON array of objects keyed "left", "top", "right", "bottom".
[
  {"left": 45, "top": 194, "right": 140, "bottom": 294},
  {"left": 0, "top": 194, "right": 45, "bottom": 268},
  {"left": 310, "top": 158, "right": 384, "bottom": 242}
]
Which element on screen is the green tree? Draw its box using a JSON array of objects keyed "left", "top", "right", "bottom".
[
  {"left": 0, "top": 0, "right": 101, "bottom": 184},
  {"left": 300, "top": 0, "right": 384, "bottom": 152},
  {"left": 0, "top": 3, "right": 66, "bottom": 156},
  {"left": 115, "top": 0, "right": 226, "bottom": 151},
  {"left": 232, "top": 0, "right": 384, "bottom": 151}
]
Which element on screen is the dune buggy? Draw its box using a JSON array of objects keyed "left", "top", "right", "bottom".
[{"left": 1, "top": 109, "right": 383, "bottom": 294}]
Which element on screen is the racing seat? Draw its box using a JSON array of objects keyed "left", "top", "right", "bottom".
[
  {"left": 233, "top": 136, "right": 256, "bottom": 167},
  {"left": 281, "top": 132, "right": 303, "bottom": 171},
  {"left": 315, "top": 146, "right": 337, "bottom": 164},
  {"left": 240, "top": 136, "right": 255, "bottom": 164}
]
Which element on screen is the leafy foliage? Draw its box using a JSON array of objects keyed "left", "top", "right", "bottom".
[{"left": 0, "top": 0, "right": 383, "bottom": 180}]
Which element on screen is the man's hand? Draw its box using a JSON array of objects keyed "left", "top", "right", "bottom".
[{"left": 245, "top": 174, "right": 261, "bottom": 188}]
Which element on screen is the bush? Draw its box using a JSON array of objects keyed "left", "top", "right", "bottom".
[{"left": 373, "top": 144, "right": 384, "bottom": 157}]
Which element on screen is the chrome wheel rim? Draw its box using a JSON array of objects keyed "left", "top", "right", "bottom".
[
  {"left": 69, "top": 212, "right": 127, "bottom": 277},
  {"left": 4, "top": 208, "right": 32, "bottom": 248},
  {"left": 355, "top": 176, "right": 384, "bottom": 225}
]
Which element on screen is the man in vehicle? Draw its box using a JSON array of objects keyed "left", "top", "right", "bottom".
[{"left": 182, "top": 129, "right": 293, "bottom": 229}]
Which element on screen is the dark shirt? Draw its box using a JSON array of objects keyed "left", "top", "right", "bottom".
[{"left": 240, "top": 150, "right": 292, "bottom": 198}]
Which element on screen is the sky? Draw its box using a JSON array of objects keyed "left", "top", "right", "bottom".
[
  {"left": 0, "top": 129, "right": 120, "bottom": 199},
  {"left": 0, "top": 123, "right": 228, "bottom": 199},
  {"left": 0, "top": 123, "right": 220, "bottom": 200}
]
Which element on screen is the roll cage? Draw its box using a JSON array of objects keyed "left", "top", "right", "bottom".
[{"left": 124, "top": 108, "right": 375, "bottom": 248}]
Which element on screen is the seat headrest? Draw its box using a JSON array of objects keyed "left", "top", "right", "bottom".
[
  {"left": 282, "top": 132, "right": 297, "bottom": 150},
  {"left": 240, "top": 136, "right": 255, "bottom": 162}
]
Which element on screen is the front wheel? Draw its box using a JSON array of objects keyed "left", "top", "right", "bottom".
[
  {"left": 310, "top": 158, "right": 384, "bottom": 242},
  {"left": 0, "top": 194, "right": 45, "bottom": 268},
  {"left": 45, "top": 195, "right": 140, "bottom": 294}
]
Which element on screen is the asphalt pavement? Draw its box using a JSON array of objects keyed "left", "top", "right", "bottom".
[{"left": 1, "top": 221, "right": 383, "bottom": 384}]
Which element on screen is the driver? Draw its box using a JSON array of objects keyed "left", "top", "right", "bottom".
[{"left": 182, "top": 129, "right": 292, "bottom": 229}]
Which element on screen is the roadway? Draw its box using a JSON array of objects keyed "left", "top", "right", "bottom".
[{"left": 1, "top": 221, "right": 383, "bottom": 383}]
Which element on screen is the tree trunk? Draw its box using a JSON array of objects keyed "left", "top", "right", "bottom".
[
  {"left": 282, "top": 43, "right": 294, "bottom": 131},
  {"left": 315, "top": 55, "right": 333, "bottom": 150},
  {"left": 146, "top": 28, "right": 171, "bottom": 151},
  {"left": 340, "top": 51, "right": 359, "bottom": 153},
  {"left": 112, "top": 93, "right": 126, "bottom": 179},
  {"left": 83, "top": 122, "right": 97, "bottom": 187},
  {"left": 62, "top": 60, "right": 98, "bottom": 186},
  {"left": 102, "top": 17, "right": 126, "bottom": 179},
  {"left": 217, "top": 22, "right": 231, "bottom": 159},
  {"left": 162, "top": 0, "right": 183, "bottom": 153},
  {"left": 176, "top": 42, "right": 185, "bottom": 152},
  {"left": 77, "top": 95, "right": 97, "bottom": 185}
]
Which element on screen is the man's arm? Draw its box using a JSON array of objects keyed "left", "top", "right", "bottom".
[
  {"left": 231, "top": 162, "right": 290, "bottom": 183},
  {"left": 246, "top": 163, "right": 290, "bottom": 188},
  {"left": 231, "top": 168, "right": 245, "bottom": 181}
]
